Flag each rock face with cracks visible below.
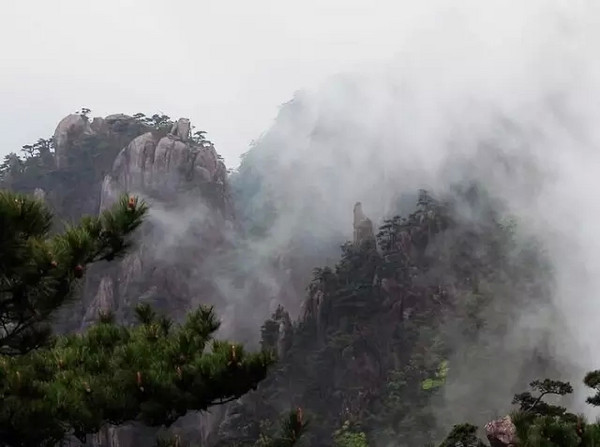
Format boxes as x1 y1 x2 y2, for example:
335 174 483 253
82 115 233 329
100 124 228 211
53 114 95 169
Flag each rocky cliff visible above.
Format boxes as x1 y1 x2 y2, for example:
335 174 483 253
82 116 233 329
0 98 571 446
4 112 235 332
1 111 241 446
212 189 560 447
5 112 150 224
93 123 238 446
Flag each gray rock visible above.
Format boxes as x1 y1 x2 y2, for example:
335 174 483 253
90 117 108 133
100 125 225 209
353 202 375 244
83 117 234 445
151 135 193 193
83 276 115 326
105 113 133 123
53 114 94 169
170 118 192 141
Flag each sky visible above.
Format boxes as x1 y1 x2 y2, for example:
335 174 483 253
0 0 432 167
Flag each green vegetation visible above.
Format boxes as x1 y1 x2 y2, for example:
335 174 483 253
254 409 309 447
231 187 555 446
3 111 582 447
0 303 274 446
333 421 368 447
0 191 147 355
132 112 174 130
440 372 600 447
0 190 275 447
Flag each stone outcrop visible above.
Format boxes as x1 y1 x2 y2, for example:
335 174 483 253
52 113 151 172
353 202 374 244
44 113 235 335
83 117 234 327
100 129 228 210
170 117 192 141
485 416 518 447
41 112 152 224
53 114 95 169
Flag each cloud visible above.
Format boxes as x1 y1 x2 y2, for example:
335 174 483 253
7 0 600 437
224 0 600 428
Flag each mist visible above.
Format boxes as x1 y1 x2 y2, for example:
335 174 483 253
78 0 600 439
203 0 600 434
5 0 600 443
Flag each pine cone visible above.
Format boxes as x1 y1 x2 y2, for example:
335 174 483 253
128 196 137 210
74 265 84 278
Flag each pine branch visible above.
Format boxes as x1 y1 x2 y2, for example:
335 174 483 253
0 305 276 446
0 190 147 355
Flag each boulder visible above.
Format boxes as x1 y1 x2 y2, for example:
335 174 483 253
53 114 94 168
90 117 108 133
170 117 191 141
485 415 518 447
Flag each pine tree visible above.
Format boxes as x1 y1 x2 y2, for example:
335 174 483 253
0 190 276 446
0 190 147 355
0 303 275 446
438 372 600 447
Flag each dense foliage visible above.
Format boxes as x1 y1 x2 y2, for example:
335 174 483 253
218 187 555 446
0 304 274 446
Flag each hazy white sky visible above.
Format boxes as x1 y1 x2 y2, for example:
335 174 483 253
0 0 434 166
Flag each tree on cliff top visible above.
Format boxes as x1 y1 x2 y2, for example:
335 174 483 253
0 191 276 446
